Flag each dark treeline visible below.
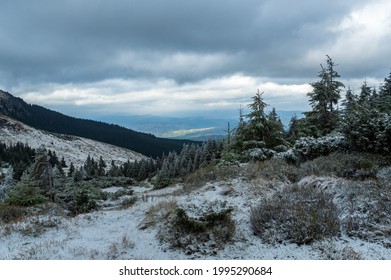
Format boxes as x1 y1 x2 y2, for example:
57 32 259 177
73 139 223 188
0 142 36 180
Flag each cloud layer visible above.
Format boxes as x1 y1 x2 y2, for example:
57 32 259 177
1 0 390 117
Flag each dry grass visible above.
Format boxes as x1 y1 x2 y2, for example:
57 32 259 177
184 164 242 192
138 200 178 230
245 158 298 183
0 204 26 223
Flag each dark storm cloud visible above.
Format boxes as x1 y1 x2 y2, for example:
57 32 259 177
0 0 372 85
1 0 390 115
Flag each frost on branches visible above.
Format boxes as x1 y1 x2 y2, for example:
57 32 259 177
276 133 347 163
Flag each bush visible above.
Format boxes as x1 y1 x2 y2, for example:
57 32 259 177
153 171 172 189
0 203 26 223
297 152 391 180
245 158 298 183
118 197 137 210
68 184 104 215
184 164 241 191
6 181 47 207
139 200 179 230
340 180 391 242
278 133 347 163
250 185 340 245
158 207 236 254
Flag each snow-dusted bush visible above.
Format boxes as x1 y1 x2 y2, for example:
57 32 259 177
184 164 241 192
339 180 391 243
276 133 347 163
68 185 103 215
0 204 25 223
6 181 47 207
250 185 340 245
246 148 276 161
158 206 235 255
245 158 298 183
297 152 388 180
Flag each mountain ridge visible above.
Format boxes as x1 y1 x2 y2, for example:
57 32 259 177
0 114 145 167
0 90 194 158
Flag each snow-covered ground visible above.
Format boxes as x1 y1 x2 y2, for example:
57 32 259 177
0 115 144 167
1 176 389 260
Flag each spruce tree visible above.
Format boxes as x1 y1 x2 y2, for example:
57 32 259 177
305 55 344 136
378 71 391 112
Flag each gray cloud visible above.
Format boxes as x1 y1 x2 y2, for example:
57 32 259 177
0 0 390 116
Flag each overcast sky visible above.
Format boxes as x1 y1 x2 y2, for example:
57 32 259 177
1 0 391 118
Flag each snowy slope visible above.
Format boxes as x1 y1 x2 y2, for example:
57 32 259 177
0 115 145 167
0 176 390 260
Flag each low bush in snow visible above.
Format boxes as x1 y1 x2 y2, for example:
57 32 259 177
68 185 104 215
6 181 47 207
184 164 242 192
118 197 137 210
250 185 340 245
245 158 298 183
138 200 179 230
339 180 391 243
297 152 391 180
0 203 26 223
158 206 236 255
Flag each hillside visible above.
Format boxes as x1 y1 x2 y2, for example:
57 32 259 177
0 115 145 167
0 90 193 158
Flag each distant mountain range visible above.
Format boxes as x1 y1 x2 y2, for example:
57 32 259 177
0 90 192 158
95 110 303 141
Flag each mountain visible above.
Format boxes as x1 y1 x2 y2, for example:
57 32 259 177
95 114 237 141
0 114 145 167
94 110 303 141
0 90 193 158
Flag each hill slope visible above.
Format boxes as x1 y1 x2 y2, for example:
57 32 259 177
0 115 145 167
0 90 193 157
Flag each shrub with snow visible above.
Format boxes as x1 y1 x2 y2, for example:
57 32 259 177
250 184 340 245
158 206 235 255
276 133 347 163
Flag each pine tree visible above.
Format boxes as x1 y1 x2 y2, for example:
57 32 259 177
266 108 287 149
378 71 391 112
305 55 344 136
358 80 372 105
242 90 269 149
68 162 76 177
232 90 287 152
97 156 106 176
341 79 391 153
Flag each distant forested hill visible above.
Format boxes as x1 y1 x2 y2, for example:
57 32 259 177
0 90 193 157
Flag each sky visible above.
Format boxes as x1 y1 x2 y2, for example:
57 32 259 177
1 0 391 119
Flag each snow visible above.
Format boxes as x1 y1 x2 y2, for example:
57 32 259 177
1 176 390 260
0 115 145 167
